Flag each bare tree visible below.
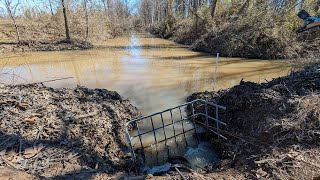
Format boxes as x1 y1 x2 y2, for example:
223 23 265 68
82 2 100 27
1 0 21 43
61 0 70 41
211 0 218 18
238 0 250 14
101 0 108 15
84 0 89 39
48 0 54 16
194 0 198 32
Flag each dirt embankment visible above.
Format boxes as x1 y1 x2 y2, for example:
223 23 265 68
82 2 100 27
149 20 320 59
0 20 99 54
0 85 141 179
188 65 320 179
0 39 93 54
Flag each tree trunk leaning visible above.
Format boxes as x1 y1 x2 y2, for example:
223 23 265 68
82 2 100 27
61 0 71 42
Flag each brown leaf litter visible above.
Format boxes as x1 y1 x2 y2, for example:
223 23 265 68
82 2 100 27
0 84 140 178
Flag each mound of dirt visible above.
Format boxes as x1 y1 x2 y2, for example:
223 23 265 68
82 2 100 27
0 85 140 178
187 64 320 179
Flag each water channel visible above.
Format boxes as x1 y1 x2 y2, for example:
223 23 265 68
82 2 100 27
0 32 290 115
0 32 291 169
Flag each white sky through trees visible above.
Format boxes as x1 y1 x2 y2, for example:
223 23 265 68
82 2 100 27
0 0 139 16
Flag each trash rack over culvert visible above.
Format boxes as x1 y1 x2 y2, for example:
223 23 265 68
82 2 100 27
125 99 227 162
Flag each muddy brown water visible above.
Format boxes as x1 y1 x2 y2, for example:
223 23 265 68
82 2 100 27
0 32 291 167
0 32 290 115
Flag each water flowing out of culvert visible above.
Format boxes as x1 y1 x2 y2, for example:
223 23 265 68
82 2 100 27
126 100 226 175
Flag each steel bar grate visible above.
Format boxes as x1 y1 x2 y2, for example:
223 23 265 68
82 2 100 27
125 99 227 162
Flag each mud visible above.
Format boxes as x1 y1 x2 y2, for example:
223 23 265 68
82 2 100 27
187 64 320 179
0 84 140 178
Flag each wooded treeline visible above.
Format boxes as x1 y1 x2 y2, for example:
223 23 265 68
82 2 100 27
0 0 134 43
138 0 320 59
138 0 320 26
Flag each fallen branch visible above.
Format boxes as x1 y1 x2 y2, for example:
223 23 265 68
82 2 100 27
288 154 320 169
174 167 186 180
1 156 21 170
23 77 74 85
75 110 98 119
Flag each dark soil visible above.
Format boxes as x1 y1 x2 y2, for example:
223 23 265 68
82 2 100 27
0 84 140 178
0 39 93 54
187 64 320 179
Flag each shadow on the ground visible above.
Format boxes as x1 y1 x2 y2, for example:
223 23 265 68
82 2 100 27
0 104 135 179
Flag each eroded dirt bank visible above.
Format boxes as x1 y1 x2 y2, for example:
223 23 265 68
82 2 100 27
149 22 320 59
0 85 140 179
187 65 320 179
0 39 93 54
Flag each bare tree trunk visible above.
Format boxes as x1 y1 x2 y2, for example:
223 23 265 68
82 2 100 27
48 0 54 16
211 0 218 18
189 0 192 17
10 11 20 43
181 0 204 21
101 0 108 15
164 0 168 18
84 0 89 39
154 0 158 22
125 0 129 17
169 0 174 18
159 0 162 21
181 0 186 17
194 0 198 32
107 0 111 10
238 0 250 15
61 0 70 41
3 0 21 43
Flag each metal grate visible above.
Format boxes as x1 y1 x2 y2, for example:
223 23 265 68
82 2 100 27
125 99 227 162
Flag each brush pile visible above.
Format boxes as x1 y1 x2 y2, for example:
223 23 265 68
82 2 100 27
188 64 320 179
0 85 140 178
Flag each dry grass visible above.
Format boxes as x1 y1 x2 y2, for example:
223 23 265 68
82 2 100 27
257 147 320 179
281 94 320 135
258 94 320 179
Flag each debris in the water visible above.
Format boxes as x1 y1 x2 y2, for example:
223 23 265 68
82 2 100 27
184 142 219 169
146 162 172 175
195 127 206 134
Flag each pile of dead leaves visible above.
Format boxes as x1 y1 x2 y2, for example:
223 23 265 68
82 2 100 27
0 85 140 178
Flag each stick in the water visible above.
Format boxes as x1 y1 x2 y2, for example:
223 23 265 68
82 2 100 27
25 77 74 85
213 53 219 89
